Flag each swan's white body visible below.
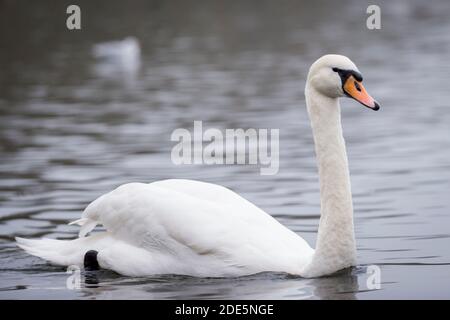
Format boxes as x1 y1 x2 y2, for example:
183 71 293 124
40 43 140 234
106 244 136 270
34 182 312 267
19 180 314 277
17 55 379 278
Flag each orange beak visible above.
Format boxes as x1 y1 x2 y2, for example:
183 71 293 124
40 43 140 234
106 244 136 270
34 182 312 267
343 75 380 111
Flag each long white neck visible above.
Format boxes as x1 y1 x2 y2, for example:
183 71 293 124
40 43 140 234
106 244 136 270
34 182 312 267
301 85 357 277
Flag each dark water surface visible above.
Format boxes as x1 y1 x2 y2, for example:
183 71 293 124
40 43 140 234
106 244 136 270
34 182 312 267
1 0 450 299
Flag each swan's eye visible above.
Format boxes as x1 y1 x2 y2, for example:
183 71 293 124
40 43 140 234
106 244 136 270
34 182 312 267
332 68 363 83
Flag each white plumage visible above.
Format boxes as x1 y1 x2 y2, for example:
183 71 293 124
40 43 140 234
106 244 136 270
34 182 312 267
18 180 313 277
17 55 379 278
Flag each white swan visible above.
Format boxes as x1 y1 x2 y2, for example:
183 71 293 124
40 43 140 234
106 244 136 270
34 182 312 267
16 55 380 278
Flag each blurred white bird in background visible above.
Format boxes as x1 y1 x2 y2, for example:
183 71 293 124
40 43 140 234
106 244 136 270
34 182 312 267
92 36 141 83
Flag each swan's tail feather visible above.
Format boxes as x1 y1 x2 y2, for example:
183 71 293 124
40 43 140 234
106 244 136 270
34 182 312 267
68 218 99 238
16 237 83 266
69 193 108 237
68 218 87 226
18 194 108 266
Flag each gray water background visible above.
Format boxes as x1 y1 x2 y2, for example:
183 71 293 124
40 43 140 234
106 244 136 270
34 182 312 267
0 0 450 299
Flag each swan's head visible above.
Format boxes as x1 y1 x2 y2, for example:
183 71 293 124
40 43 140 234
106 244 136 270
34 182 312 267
307 54 380 111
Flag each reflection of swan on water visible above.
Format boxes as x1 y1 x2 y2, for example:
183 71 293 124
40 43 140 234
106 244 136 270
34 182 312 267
78 271 359 300
91 36 141 82
307 268 359 299
17 55 380 279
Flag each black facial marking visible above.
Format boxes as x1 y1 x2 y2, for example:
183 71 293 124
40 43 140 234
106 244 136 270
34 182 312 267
332 67 363 84
84 250 100 271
